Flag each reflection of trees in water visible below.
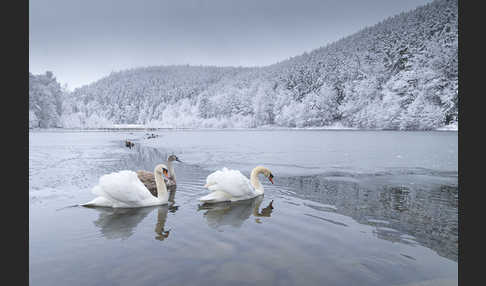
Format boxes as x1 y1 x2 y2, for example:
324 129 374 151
278 174 458 262
382 187 411 212
198 196 274 229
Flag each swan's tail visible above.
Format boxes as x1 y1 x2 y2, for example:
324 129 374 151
80 196 113 208
79 203 96 208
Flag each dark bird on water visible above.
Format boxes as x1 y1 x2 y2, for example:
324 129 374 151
125 140 135 149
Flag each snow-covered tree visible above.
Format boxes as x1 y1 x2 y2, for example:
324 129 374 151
36 0 457 130
29 71 64 128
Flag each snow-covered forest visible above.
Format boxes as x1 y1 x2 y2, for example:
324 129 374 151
29 71 65 128
30 0 457 130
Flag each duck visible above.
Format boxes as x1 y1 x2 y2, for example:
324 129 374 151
199 166 274 203
81 164 170 208
146 133 158 139
125 140 135 149
137 155 180 196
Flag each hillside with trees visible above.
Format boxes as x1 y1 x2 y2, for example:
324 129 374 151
29 71 65 128
30 0 458 130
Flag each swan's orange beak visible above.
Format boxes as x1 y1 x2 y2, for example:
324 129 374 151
268 174 274 184
163 169 169 178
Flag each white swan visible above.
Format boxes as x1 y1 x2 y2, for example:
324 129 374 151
137 155 180 195
199 166 274 203
82 164 170 208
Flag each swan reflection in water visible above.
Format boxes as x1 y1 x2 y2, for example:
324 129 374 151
155 187 178 240
91 206 158 240
91 187 178 241
198 196 274 229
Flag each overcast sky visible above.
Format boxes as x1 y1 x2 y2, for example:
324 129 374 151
29 0 432 89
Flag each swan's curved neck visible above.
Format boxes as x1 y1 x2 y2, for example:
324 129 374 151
154 168 169 202
167 160 176 181
250 166 267 195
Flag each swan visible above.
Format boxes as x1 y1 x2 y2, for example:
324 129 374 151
199 166 274 203
137 154 180 196
125 140 135 149
81 164 170 208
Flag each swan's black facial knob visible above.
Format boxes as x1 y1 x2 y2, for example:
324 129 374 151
268 173 274 184
162 168 169 178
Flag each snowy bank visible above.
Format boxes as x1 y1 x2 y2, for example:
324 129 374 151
111 124 148 129
436 122 458 131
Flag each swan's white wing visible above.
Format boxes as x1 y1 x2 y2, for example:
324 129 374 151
204 168 226 188
204 168 254 199
92 170 155 206
199 190 233 203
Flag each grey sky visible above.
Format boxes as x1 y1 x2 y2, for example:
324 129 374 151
29 0 432 89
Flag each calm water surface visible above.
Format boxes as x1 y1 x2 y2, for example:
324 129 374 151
29 129 458 286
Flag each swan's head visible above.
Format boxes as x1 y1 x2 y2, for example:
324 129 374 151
261 167 274 184
167 154 181 162
154 164 170 178
267 173 274 184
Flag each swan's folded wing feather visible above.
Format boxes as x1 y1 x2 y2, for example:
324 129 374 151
207 183 220 192
136 170 157 196
81 196 113 207
137 170 155 185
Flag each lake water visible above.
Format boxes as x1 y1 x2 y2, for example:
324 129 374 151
29 129 458 286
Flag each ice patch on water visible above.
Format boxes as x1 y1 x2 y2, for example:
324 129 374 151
304 202 338 211
367 219 390 225
29 131 134 205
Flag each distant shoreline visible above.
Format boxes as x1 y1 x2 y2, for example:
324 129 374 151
28 125 459 132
